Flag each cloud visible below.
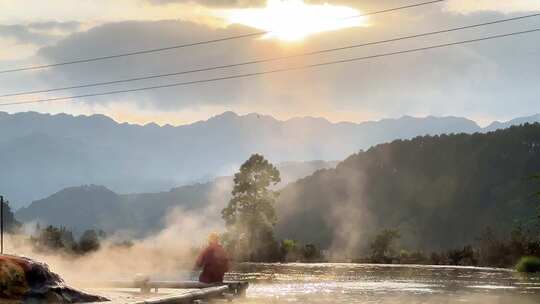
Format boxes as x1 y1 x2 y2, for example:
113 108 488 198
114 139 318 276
0 22 76 60
307 0 540 14
0 21 83 61
0 0 220 25
149 0 265 8
2 2 540 124
27 21 81 34
0 24 59 45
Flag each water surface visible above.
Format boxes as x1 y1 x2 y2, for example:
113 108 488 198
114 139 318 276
225 263 540 303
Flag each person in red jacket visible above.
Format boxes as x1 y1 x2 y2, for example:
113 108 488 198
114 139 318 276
194 233 230 283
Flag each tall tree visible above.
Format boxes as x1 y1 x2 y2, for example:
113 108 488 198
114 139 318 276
222 154 281 261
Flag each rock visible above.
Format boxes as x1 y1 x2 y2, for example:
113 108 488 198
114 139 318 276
0 255 109 303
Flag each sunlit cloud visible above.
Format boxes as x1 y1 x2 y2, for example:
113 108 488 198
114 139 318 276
0 0 226 60
219 0 367 41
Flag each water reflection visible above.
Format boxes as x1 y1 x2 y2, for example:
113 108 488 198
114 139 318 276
226 263 540 303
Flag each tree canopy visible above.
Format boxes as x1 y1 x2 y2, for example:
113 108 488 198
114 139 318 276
222 154 281 261
370 229 401 263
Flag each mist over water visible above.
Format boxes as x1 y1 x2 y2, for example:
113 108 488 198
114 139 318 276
5 209 540 304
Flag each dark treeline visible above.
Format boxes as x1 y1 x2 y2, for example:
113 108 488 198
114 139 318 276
357 225 540 269
2 197 123 256
28 224 109 255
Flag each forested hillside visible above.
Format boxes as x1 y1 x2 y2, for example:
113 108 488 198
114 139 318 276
276 124 540 254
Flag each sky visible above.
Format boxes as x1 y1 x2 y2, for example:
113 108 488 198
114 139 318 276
0 0 539 126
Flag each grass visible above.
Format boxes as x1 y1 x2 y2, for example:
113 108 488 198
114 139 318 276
516 256 540 273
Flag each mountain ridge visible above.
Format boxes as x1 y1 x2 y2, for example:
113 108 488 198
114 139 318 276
2 110 539 208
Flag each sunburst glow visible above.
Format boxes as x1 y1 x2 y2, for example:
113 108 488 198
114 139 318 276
220 0 367 41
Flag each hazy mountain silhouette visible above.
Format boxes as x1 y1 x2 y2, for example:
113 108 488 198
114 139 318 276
16 183 214 236
484 114 540 132
15 161 336 235
2 111 538 207
16 185 132 233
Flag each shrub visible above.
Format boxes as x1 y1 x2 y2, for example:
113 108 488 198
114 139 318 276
516 256 540 273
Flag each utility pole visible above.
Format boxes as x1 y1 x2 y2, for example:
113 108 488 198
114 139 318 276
0 195 3 254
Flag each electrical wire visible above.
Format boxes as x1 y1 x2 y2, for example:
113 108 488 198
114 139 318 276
0 0 445 74
2 12 538 98
1 28 538 107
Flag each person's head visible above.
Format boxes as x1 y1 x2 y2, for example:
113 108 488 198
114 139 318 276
208 232 220 245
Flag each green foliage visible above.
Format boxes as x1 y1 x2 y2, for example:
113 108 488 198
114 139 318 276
516 256 540 273
279 240 324 262
474 225 540 268
302 244 323 261
446 245 477 266
32 226 66 251
280 239 301 262
77 230 101 253
430 224 540 268
281 239 299 254
222 154 281 262
370 229 401 263
357 224 540 268
533 175 540 218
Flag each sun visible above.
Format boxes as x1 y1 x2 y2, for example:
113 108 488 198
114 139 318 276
219 0 367 41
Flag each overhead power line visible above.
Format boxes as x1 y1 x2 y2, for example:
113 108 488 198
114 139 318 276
0 0 445 74
1 28 538 107
2 13 538 98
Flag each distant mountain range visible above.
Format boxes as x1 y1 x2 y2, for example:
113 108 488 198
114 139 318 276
2 111 539 208
484 114 540 132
